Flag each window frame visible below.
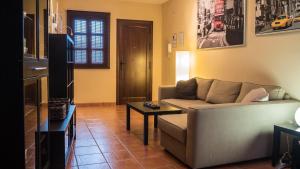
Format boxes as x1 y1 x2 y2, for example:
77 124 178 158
67 10 110 69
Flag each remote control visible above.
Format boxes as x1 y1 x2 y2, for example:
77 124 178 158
143 102 160 109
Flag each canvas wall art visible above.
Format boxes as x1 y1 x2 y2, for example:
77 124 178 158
197 0 246 49
256 0 300 35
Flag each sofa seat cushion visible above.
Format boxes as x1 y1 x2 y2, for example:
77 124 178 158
158 114 187 144
236 82 285 102
206 80 242 104
161 99 210 109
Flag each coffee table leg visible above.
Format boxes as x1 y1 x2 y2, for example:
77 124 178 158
154 113 158 128
144 114 148 145
126 105 130 130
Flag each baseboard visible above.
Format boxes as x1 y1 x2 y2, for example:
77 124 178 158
41 102 118 107
76 102 117 107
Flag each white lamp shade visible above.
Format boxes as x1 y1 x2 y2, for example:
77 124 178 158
176 51 190 82
296 108 300 126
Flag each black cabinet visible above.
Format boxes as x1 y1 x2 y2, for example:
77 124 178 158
41 105 76 169
1 0 50 168
24 58 49 169
49 34 75 104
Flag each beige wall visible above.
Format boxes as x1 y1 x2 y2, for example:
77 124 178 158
162 0 300 100
56 0 162 103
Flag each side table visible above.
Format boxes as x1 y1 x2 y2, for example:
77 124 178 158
272 123 300 167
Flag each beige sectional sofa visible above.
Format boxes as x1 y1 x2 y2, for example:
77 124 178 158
158 78 300 169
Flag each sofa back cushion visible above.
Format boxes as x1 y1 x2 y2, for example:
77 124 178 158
206 80 242 104
175 78 198 100
195 78 214 100
235 82 285 102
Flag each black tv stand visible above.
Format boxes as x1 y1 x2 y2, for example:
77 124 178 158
48 33 76 169
41 105 76 169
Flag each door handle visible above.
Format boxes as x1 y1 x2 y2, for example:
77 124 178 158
32 67 47 71
120 61 126 79
120 61 126 71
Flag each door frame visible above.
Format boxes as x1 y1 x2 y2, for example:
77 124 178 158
116 19 153 105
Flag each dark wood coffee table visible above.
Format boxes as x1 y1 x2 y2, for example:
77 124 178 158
126 102 182 145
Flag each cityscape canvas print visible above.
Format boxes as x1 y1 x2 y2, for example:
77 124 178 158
197 0 245 49
255 0 300 35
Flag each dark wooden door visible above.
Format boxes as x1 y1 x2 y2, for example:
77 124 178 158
117 20 153 105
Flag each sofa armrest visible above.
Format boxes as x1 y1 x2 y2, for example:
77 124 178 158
158 85 176 101
185 100 300 168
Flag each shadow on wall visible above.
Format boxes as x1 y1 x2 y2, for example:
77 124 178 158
242 71 278 85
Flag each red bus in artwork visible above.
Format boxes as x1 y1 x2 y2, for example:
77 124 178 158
213 0 225 31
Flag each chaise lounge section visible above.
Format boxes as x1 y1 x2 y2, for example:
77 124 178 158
158 78 300 169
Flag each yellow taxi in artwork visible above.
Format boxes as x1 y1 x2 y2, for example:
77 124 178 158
294 15 300 23
271 15 293 30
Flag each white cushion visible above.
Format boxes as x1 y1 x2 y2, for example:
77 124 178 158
236 82 285 102
241 88 269 103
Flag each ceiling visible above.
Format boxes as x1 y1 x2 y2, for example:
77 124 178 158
118 0 169 4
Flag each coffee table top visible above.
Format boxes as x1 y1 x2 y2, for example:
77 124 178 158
127 102 182 115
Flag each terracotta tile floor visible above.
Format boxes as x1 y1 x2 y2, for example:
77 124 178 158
66 105 275 169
